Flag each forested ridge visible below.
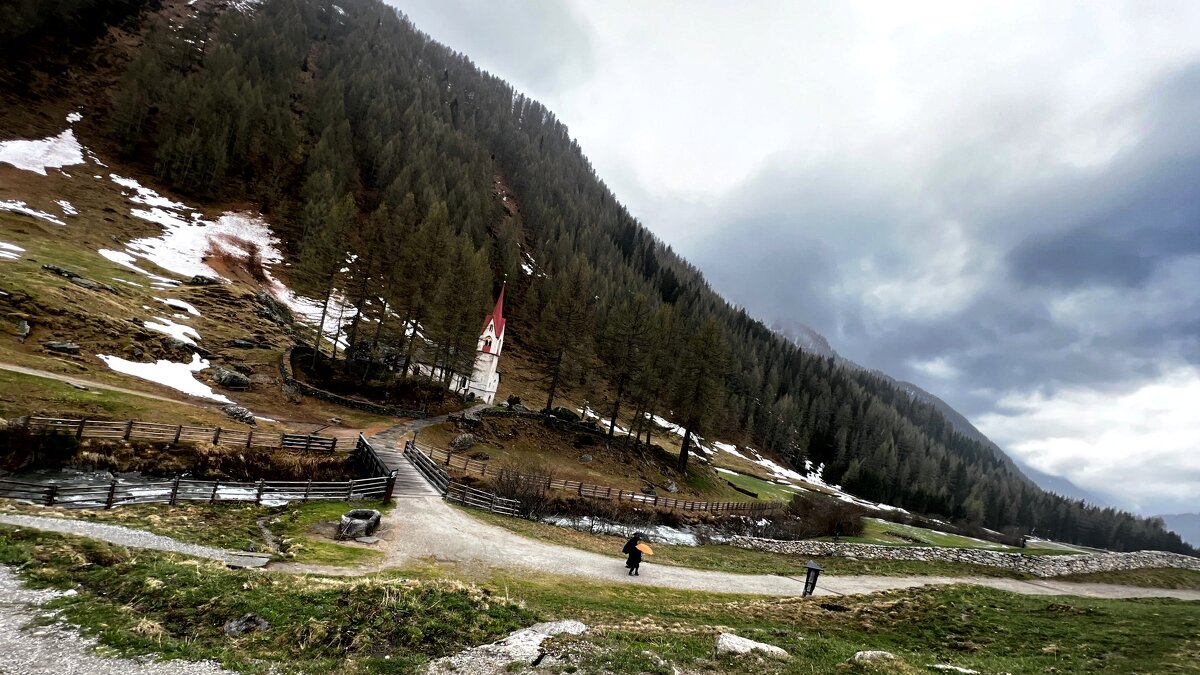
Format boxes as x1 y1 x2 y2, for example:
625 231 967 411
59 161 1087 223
5 0 1192 554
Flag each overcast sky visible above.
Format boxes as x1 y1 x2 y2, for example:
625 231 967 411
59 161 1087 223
389 0 1200 516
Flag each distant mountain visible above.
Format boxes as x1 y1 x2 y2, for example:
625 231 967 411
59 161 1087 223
1159 513 1200 548
770 320 838 359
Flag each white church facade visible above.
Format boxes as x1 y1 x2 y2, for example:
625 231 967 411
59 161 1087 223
410 287 506 405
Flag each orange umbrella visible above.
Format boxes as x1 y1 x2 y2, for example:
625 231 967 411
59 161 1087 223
636 542 654 555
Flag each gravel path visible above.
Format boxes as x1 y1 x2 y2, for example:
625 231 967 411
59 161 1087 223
0 362 202 407
0 567 235 675
0 515 270 568
279 496 1200 601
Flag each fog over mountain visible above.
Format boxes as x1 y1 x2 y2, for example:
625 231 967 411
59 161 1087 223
394 1 1200 515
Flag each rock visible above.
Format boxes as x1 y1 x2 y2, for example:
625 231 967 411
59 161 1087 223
853 651 899 663
665 480 679 493
338 509 382 539
69 383 88 391
222 405 256 425
232 362 253 375
426 620 587 675
231 338 258 349
161 337 192 352
44 341 80 355
547 406 580 422
132 348 144 358
69 277 100 290
929 665 979 674
579 454 593 464
186 275 219 286
355 536 380 544
451 433 477 451
641 485 657 496
254 291 292 325
511 403 531 413
212 367 251 389
714 633 790 660
16 320 30 341
327 417 342 425
223 613 269 637
42 264 78 279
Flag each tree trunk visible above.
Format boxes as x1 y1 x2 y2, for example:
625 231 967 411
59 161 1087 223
360 299 389 385
310 274 336 370
544 346 565 411
401 307 423 376
607 376 626 443
678 426 692 474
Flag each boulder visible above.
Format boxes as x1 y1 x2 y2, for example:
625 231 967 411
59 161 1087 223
338 509 382 539
41 264 78 279
451 433 478 451
44 341 80 355
853 651 899 663
69 277 100 290
16 320 30 341
511 403 531 413
213 367 251 389
186 275 219 286
665 480 679 493
641 485 657 496
254 291 293 325
547 406 580 423
231 338 258 349
223 613 269 636
714 633 790 660
426 620 587 675
222 405 256 425
579 454 593 464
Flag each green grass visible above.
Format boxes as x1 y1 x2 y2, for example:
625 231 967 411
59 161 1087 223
1 500 388 566
0 526 535 674
2 525 1196 674
714 468 799 501
1057 567 1200 590
481 567 1200 675
458 506 1029 579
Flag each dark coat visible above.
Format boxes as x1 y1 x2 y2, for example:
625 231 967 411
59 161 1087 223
623 536 642 568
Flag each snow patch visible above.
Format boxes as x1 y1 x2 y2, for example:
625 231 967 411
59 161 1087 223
66 112 83 123
0 200 66 226
0 240 25 261
155 296 201 316
144 317 201 345
54 199 77 216
97 353 231 403
98 249 178 287
0 129 84 175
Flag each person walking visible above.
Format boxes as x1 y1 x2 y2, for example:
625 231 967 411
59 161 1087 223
623 532 645 576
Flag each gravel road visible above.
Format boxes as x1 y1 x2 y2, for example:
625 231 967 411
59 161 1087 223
0 567 235 675
0 515 269 568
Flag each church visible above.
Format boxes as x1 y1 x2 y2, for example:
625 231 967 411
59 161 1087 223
455 286 505 404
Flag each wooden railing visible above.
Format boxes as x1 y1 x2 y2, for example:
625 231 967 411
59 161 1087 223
0 474 396 509
353 434 391 477
402 440 520 516
22 417 338 452
444 482 521 517
412 443 782 515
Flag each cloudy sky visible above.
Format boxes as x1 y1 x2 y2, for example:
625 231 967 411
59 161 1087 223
390 0 1200 515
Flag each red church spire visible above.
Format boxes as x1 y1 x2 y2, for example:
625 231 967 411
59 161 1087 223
481 285 506 340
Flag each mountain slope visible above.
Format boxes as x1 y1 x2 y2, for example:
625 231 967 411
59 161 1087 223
0 0 1193 555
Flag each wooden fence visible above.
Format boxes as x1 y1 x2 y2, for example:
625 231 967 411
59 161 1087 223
402 440 520 516
0 474 396 509
412 442 782 515
22 417 339 452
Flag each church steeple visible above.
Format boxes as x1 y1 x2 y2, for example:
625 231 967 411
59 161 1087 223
480 285 506 354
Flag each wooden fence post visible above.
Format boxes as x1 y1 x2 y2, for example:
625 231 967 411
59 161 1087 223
45 485 57 506
330 438 337 451
76 419 85 439
489 493 497 513
212 427 221 445
123 420 134 440
383 471 397 501
255 479 265 505
169 476 181 505
209 480 220 503
345 479 354 500
173 425 182 444
304 435 313 452
246 431 253 449
303 479 312 503
105 480 117 509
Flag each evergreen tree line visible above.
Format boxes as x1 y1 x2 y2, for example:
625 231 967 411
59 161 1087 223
86 0 1191 554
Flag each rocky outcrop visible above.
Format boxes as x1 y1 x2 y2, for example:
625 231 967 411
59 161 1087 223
714 633 790 659
727 536 1200 577
212 367 251 390
425 620 587 675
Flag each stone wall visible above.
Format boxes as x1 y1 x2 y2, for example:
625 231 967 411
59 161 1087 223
727 536 1200 577
279 346 426 418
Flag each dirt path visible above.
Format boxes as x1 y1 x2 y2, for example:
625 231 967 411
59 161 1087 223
0 361 208 406
276 496 1200 601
